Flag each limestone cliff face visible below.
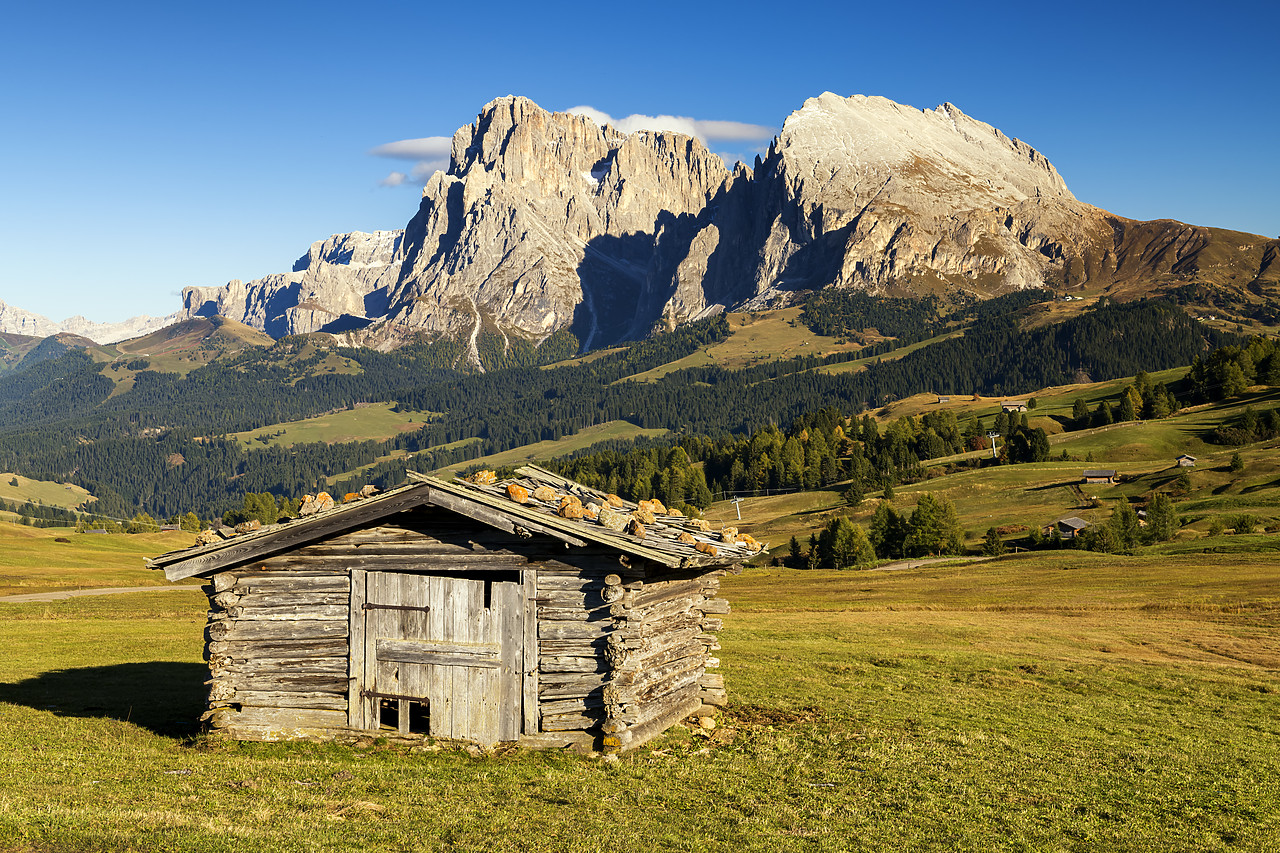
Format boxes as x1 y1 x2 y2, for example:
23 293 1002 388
371 96 731 350
177 93 1278 357
180 230 402 337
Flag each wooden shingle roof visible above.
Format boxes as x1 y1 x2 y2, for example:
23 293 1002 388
150 465 763 582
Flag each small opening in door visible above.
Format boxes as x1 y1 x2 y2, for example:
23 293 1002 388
483 580 492 609
406 701 430 733
378 699 430 734
378 699 399 731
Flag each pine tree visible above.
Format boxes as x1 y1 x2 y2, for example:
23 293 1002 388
1145 493 1177 543
1072 398 1089 427
982 527 1006 556
903 493 964 557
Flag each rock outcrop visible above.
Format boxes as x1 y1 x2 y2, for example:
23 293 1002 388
181 230 403 338
175 93 1280 359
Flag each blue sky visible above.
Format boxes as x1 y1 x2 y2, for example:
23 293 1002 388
2 0 1277 323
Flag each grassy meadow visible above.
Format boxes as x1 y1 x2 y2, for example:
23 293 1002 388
226 403 436 450
0 525 190 597
0 526 1277 850
0 473 94 512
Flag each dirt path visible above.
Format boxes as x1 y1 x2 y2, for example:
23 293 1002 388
868 556 995 573
0 585 203 603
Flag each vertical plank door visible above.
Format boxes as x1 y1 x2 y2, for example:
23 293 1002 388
351 572 523 746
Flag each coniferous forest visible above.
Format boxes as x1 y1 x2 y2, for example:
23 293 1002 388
0 296 1245 522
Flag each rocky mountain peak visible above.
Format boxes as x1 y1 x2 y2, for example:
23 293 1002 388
171 92 1276 362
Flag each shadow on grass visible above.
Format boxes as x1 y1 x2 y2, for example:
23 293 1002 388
0 662 207 738
1023 480 1077 493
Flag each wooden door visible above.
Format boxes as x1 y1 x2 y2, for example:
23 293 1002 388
350 571 523 745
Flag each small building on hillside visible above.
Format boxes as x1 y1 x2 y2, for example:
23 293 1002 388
1049 517 1090 540
1176 454 1197 468
1002 401 1028 413
150 466 759 753
936 396 951 404
1083 469 1118 484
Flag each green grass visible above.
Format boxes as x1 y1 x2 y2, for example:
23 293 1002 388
619 308 864 383
227 403 435 449
0 473 94 511
0 544 1278 850
0 523 190 596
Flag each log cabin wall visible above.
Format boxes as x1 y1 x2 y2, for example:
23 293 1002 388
203 564 352 740
532 557 642 739
601 569 730 752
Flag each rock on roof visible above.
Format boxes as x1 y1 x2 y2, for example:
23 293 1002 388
150 465 765 581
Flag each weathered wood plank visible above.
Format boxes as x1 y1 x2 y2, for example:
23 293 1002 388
498 577 522 742
522 569 538 736
225 604 349 621
208 707 348 729
205 639 348 659
209 653 350 676
211 592 349 609
538 672 606 698
611 687 702 751
537 637 609 654
539 656 608 674
535 606 612 623
538 621 614 641
209 673 349 694
699 597 730 615
630 579 708 610
214 574 349 594
539 695 605 716
210 690 348 711
206 619 347 642
539 709 604 732
376 638 500 668
348 569 368 730
633 595 705 625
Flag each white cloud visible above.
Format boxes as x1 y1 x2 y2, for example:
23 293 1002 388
370 136 453 188
566 106 774 144
369 136 453 160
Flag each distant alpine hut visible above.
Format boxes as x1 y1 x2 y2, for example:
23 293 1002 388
1082 469 1118 484
1176 454 1197 468
936 396 951 404
1051 517 1090 539
1001 401 1029 413
149 466 758 753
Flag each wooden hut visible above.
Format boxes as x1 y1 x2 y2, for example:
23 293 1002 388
150 466 759 753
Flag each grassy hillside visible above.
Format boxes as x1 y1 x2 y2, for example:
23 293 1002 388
0 473 94 511
619 307 864 382
703 394 1280 559
91 317 276 387
227 403 435 449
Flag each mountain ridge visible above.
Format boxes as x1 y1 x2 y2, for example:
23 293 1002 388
170 93 1279 359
